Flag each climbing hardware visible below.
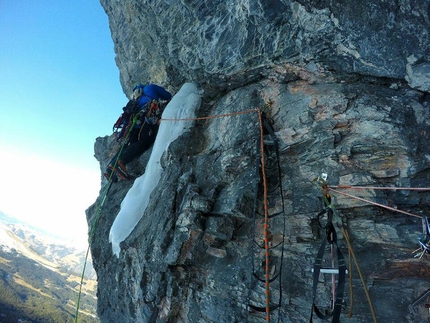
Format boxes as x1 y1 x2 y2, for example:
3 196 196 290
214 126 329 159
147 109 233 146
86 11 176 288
310 175 346 323
247 110 286 323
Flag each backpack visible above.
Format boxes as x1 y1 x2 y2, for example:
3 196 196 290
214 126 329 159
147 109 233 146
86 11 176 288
112 99 140 142
112 98 168 142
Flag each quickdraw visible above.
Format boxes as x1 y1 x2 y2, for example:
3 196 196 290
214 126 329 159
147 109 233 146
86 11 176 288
310 209 346 323
310 174 346 323
137 100 166 140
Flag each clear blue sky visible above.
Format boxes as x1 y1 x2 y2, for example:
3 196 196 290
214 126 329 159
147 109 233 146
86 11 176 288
0 1 127 246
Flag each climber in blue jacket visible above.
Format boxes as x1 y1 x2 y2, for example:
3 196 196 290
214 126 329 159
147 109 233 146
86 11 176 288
134 83 172 111
104 83 172 181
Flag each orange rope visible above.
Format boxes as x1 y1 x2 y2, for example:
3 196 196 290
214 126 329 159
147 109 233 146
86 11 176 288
160 108 258 122
162 106 274 319
329 185 430 191
329 188 422 219
257 108 271 322
137 101 156 141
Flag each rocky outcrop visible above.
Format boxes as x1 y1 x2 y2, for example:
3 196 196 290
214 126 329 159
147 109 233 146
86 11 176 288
100 0 429 96
87 1 430 322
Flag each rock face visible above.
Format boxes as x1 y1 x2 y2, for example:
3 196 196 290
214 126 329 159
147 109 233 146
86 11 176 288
100 0 430 95
87 1 430 322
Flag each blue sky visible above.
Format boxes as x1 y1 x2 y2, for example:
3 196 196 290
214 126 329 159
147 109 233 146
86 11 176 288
0 1 126 246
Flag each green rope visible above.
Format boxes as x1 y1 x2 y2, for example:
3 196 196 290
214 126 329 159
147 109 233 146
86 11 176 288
74 116 138 322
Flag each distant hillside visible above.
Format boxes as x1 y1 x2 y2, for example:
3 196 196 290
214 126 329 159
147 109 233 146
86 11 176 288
0 211 96 279
0 212 98 323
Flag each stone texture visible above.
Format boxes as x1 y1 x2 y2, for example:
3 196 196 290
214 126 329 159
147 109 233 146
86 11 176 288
87 1 430 322
406 56 430 93
100 0 430 96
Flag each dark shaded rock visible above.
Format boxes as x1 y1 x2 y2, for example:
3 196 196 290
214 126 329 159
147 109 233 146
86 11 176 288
100 0 430 95
88 74 430 322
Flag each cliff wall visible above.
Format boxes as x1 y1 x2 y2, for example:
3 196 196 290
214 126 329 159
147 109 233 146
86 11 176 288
87 1 430 322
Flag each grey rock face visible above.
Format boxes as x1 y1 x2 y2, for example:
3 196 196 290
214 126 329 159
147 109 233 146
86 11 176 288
406 56 430 93
100 0 429 95
89 77 430 322
87 1 430 322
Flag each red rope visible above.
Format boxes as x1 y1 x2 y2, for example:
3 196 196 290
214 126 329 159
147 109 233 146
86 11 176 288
160 108 258 122
328 188 422 219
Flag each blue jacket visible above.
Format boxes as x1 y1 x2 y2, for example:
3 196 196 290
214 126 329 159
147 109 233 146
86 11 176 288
135 84 172 110
133 84 172 125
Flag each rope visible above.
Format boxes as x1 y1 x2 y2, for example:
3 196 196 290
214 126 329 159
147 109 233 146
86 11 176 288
163 106 283 321
247 110 285 323
77 107 267 322
326 183 430 322
165 106 280 321
74 180 113 323
341 226 378 323
329 185 430 191
137 100 158 141
160 108 258 122
311 186 346 323
74 116 137 323
329 188 422 219
79 107 278 321
258 109 271 322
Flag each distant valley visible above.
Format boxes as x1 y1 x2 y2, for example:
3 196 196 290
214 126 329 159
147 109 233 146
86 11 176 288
0 212 98 323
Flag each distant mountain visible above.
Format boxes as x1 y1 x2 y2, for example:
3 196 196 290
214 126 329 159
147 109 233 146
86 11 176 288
0 212 98 323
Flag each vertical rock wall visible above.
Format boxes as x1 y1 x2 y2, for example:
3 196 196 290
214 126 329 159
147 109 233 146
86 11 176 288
100 0 429 94
88 1 430 322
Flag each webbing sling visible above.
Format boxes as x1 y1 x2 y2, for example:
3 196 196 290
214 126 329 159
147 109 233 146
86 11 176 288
310 209 346 323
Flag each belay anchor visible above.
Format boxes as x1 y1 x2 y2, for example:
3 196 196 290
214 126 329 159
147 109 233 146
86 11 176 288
310 174 347 323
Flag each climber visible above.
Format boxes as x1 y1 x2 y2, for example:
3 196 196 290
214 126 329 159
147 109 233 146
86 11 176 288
104 83 172 181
